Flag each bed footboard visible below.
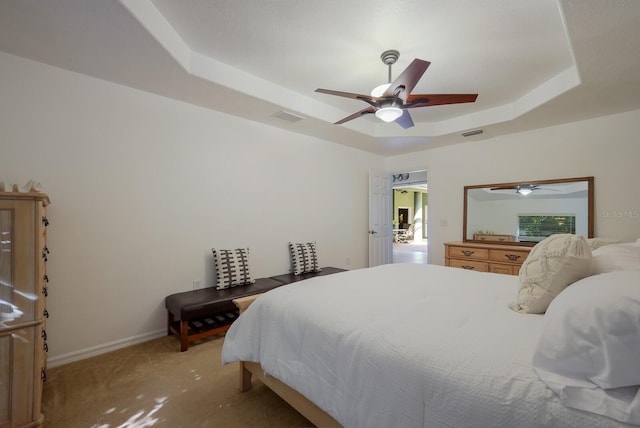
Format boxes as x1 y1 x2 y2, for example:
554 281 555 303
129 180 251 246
233 288 341 426
239 360 341 427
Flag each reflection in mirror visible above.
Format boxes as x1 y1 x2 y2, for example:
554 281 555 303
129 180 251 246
464 177 594 245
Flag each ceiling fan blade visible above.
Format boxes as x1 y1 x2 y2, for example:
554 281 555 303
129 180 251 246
383 59 431 102
405 93 478 108
395 110 414 129
334 107 375 125
490 186 517 190
315 88 375 102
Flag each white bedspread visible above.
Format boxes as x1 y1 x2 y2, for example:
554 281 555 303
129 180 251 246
222 263 630 427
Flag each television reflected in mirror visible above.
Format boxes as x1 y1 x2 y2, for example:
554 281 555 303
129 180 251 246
464 177 594 246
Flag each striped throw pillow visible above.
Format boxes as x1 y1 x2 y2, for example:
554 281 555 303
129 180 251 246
289 242 322 275
212 248 255 290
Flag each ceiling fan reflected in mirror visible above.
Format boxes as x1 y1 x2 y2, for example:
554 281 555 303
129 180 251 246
315 50 478 129
490 184 561 196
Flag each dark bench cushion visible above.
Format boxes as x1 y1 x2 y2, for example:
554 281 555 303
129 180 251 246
270 266 347 285
165 277 283 321
165 266 348 351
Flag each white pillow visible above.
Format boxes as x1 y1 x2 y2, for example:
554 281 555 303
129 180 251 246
591 240 640 274
587 237 621 250
532 271 640 424
510 234 592 314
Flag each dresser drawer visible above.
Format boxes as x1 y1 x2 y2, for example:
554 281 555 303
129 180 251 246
448 259 489 272
489 249 529 265
474 233 514 242
490 263 521 275
447 246 489 260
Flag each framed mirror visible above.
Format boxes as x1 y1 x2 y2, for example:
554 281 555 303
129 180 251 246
464 176 594 246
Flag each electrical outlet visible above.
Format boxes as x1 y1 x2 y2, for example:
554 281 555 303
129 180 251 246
192 279 202 290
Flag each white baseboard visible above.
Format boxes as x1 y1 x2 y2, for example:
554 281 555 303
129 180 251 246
47 329 167 368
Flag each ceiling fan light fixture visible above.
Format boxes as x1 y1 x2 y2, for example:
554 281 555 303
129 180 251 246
371 83 391 97
516 186 533 196
375 106 403 122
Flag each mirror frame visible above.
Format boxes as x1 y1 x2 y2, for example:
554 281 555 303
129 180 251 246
463 176 594 246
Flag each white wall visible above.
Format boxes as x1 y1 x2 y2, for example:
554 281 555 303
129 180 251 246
0 52 383 364
4 49 640 365
469 196 588 239
386 109 640 265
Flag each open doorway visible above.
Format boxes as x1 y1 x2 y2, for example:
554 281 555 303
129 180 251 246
392 170 428 264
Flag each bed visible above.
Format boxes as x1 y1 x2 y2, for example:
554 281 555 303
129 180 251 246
222 257 640 427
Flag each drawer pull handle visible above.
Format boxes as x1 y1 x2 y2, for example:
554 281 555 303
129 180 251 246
41 329 47 341
44 309 49 318
461 265 475 270
42 368 47 382
42 216 50 227
44 342 49 353
44 274 49 283
42 286 48 297
505 254 521 261
461 250 474 256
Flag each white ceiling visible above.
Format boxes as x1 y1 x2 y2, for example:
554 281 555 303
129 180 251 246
1 0 639 155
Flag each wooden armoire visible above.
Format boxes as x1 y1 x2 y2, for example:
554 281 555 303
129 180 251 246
0 191 50 427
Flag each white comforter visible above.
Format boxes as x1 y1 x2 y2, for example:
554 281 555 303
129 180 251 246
222 263 629 427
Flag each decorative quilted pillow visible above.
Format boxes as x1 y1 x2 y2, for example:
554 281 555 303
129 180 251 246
289 242 321 275
510 234 592 314
212 248 255 290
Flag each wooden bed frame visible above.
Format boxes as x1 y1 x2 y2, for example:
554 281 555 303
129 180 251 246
239 361 340 427
233 295 341 427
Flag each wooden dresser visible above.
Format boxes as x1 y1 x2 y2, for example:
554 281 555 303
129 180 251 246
0 192 50 427
472 233 514 242
445 241 532 275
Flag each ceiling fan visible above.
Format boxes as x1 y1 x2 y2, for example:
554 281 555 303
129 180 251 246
490 184 560 196
315 50 478 129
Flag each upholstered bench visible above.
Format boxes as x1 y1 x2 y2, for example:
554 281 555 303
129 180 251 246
165 267 347 351
165 277 283 351
269 266 347 284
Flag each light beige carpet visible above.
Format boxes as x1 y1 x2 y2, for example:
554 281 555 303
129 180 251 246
42 335 313 427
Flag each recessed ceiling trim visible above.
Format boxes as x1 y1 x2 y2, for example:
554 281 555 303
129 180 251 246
121 0 582 142
122 0 191 70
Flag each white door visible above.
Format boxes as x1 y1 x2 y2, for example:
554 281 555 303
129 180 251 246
369 171 393 266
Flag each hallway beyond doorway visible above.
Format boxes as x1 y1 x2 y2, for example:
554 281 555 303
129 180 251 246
393 240 428 264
